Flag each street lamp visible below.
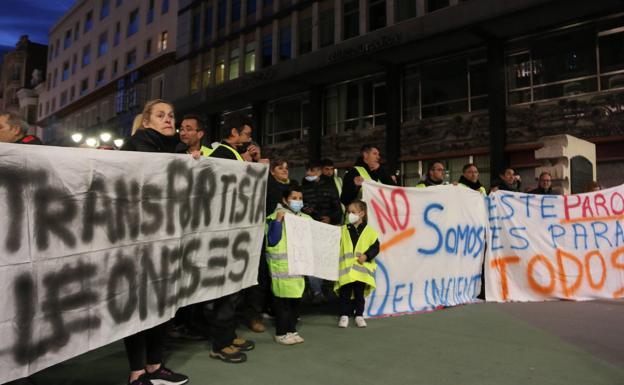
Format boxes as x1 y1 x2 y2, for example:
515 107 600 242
71 133 83 143
85 137 98 147
100 132 112 142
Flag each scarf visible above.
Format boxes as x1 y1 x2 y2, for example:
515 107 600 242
459 175 483 191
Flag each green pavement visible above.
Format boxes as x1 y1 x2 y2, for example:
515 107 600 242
17 302 624 385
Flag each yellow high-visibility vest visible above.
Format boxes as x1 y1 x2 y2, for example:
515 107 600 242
265 210 312 298
335 224 379 297
209 143 243 161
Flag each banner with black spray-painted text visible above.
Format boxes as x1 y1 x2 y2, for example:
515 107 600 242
486 187 624 302
0 143 267 384
362 181 487 317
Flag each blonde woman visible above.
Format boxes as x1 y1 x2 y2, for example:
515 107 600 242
126 99 179 153
130 113 144 136
121 99 187 385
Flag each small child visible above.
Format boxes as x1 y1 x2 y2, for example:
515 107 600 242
335 200 380 328
265 185 311 344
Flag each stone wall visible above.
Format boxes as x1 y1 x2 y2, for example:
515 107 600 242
262 134 310 168
262 90 624 171
401 112 490 157
507 91 624 144
320 126 387 165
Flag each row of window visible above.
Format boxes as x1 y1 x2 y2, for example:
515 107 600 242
506 23 624 104
261 21 624 144
47 31 167 95
42 33 168 118
189 41 256 92
190 0 458 54
49 0 170 63
188 0 475 88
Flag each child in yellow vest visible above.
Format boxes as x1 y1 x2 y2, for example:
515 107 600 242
265 186 312 344
335 200 380 328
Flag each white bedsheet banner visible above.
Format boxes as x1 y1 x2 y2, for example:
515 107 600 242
0 143 267 384
485 187 624 302
362 181 488 317
284 213 340 281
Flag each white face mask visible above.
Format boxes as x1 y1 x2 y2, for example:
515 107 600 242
348 213 361 224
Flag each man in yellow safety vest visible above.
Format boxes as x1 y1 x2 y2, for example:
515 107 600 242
340 144 396 207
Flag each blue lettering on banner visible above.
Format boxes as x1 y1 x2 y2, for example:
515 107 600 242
366 260 391 317
499 194 515 221
548 224 566 248
392 284 406 313
487 196 497 221
519 194 535 218
424 274 481 308
490 226 503 251
572 223 588 250
540 195 558 219
366 260 426 317
418 203 486 258
418 203 444 256
616 221 624 246
509 226 529 250
591 221 613 249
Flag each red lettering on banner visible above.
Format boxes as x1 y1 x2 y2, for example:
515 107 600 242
581 198 595 218
391 188 410 231
612 192 624 215
556 249 583 298
611 247 624 298
527 255 556 295
490 256 521 301
563 195 581 221
562 191 624 224
593 194 609 217
370 189 397 234
370 188 411 235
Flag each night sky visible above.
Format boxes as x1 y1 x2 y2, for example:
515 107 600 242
0 0 75 53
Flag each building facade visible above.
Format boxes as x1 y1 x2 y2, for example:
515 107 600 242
38 0 178 145
0 35 47 123
175 0 624 188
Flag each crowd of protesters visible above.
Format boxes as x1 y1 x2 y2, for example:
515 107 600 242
0 102 609 385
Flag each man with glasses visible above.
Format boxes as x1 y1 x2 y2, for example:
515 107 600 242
206 113 257 364
209 113 260 161
416 161 445 187
176 114 215 156
529 171 556 195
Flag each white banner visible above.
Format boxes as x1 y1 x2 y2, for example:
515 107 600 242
0 143 267 384
284 213 341 281
485 187 624 302
362 181 487 317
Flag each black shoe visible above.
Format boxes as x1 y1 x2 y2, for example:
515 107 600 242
231 337 255 351
145 366 189 385
168 325 205 340
129 375 153 385
209 346 247 363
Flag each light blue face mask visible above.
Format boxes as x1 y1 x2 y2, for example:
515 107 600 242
288 200 304 213
305 175 318 182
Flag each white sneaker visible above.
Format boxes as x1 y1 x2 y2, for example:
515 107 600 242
288 332 304 344
274 334 297 345
355 316 367 328
338 316 349 328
